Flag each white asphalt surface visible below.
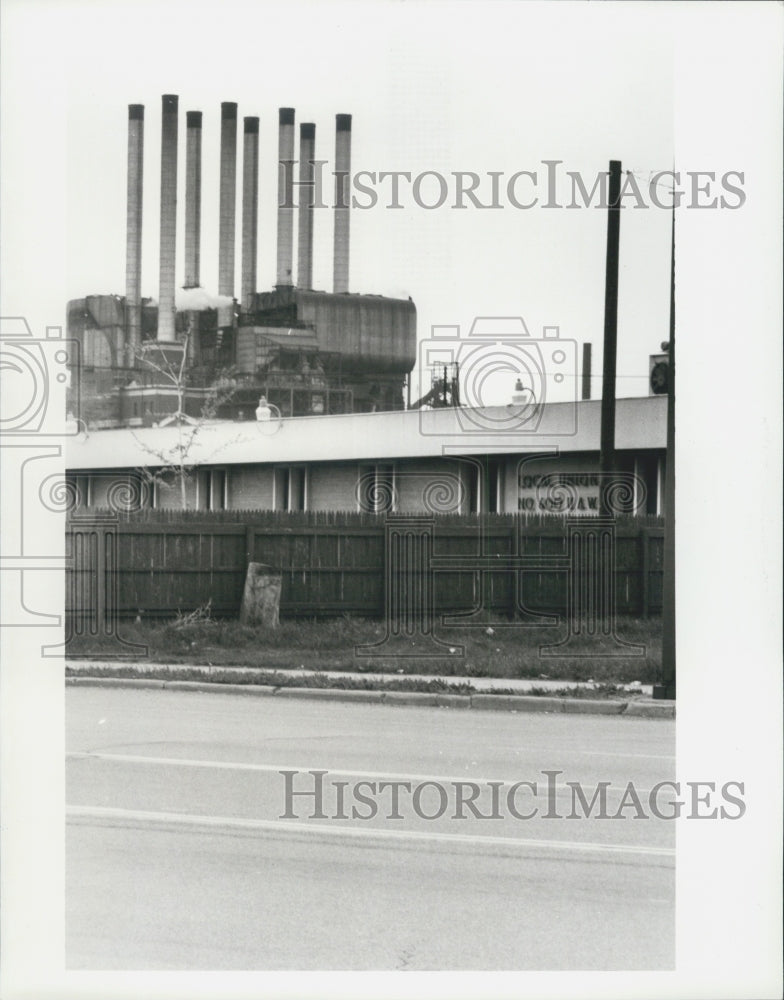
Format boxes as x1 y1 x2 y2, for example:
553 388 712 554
67 686 675 970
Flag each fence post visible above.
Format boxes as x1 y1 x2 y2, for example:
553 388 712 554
245 525 255 564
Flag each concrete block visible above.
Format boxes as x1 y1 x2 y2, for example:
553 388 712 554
239 562 282 627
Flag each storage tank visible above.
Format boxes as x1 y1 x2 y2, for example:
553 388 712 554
245 288 416 376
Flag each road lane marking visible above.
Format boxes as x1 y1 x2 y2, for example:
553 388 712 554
66 804 675 858
67 750 673 797
577 751 675 761
458 745 675 761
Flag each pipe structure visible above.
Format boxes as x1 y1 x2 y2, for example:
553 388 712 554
241 116 260 312
125 103 144 364
218 101 237 326
333 113 352 294
297 122 316 289
184 111 202 289
276 107 295 286
157 94 178 341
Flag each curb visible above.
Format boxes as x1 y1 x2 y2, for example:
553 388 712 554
470 694 565 713
65 676 675 718
165 680 278 697
273 686 385 704
623 700 676 719
562 698 627 715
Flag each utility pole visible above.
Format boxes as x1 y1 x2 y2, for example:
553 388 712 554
599 160 622 516
656 205 676 699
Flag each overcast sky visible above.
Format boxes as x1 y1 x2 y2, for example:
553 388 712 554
2 0 680 402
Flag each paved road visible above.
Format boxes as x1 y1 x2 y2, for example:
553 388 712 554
67 686 675 970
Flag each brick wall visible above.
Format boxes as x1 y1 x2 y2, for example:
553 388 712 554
230 465 274 508
308 462 362 511
394 457 469 513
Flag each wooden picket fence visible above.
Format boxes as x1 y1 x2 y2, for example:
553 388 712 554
65 508 665 625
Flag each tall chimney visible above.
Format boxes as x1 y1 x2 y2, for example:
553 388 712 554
297 123 316 290
125 104 144 364
184 111 202 289
581 342 592 400
276 107 295 287
241 116 259 312
157 94 178 341
333 113 352 294
218 102 237 326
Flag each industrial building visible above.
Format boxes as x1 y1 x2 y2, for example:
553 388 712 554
64 95 669 517
68 98 416 429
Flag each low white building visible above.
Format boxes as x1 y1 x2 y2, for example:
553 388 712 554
65 395 667 516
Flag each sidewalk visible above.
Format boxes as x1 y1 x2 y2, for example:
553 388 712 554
66 661 673 718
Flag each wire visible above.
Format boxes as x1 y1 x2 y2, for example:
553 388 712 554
624 168 677 194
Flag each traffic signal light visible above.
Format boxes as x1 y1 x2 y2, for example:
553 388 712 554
649 343 670 395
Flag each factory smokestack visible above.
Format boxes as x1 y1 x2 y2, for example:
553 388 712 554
241 117 259 312
184 111 202 289
333 113 352 294
276 107 295 287
125 104 144 364
297 123 316 290
218 102 237 326
157 94 178 341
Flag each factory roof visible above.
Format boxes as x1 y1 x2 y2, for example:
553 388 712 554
65 396 666 471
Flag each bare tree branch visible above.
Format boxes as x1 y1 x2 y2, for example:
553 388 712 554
129 321 249 509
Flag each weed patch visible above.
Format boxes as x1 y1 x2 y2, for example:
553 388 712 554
68 613 662 684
